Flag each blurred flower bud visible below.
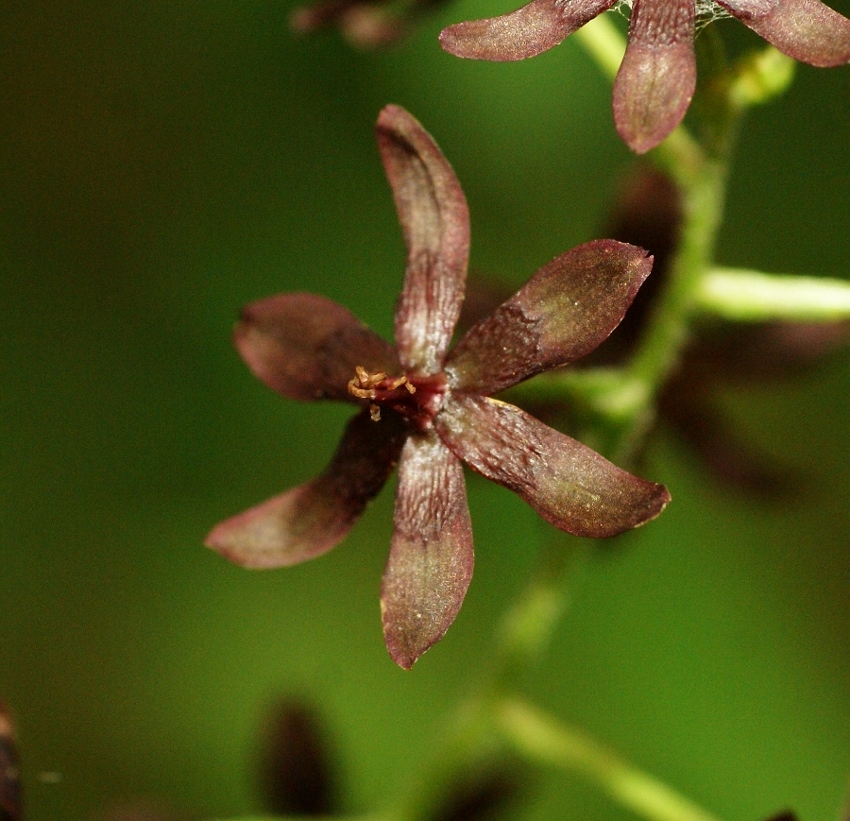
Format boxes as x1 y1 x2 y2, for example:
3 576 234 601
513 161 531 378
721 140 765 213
260 699 338 816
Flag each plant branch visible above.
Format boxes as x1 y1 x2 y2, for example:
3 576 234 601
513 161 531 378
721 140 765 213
697 268 850 321
497 698 725 821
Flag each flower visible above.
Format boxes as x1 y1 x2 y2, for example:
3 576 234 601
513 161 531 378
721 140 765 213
206 105 670 669
459 166 847 497
0 703 21 821
290 0 452 47
439 0 850 153
601 166 848 496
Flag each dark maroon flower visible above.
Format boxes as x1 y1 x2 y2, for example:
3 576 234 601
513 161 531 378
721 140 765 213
0 704 21 821
439 0 850 153
291 0 452 47
206 105 670 669
260 700 338 816
601 166 848 496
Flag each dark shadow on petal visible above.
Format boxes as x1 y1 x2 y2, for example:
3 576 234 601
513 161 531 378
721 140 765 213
613 0 696 153
235 293 398 402
206 410 407 568
439 0 616 61
437 395 670 537
719 0 850 66
376 106 470 375
381 431 474 669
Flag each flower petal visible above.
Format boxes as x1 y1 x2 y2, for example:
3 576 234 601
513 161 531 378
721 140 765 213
439 0 616 61
206 410 407 568
376 105 470 375
612 0 696 154
436 395 670 537
234 293 398 402
381 431 474 669
446 240 653 395
718 0 850 66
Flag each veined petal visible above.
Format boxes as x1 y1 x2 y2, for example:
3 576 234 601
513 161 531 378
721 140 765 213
381 431 474 669
206 410 407 568
719 0 850 66
234 293 398 402
446 241 653 395
439 0 616 61
613 0 696 154
436 395 670 537
376 105 470 375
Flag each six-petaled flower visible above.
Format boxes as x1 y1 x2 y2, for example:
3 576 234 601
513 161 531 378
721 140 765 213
206 105 670 669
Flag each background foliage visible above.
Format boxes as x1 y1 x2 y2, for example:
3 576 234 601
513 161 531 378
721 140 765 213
1 2 849 819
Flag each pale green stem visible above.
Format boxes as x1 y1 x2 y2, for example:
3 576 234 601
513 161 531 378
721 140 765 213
607 153 728 461
572 13 625 79
497 699 725 821
697 268 850 321
389 538 586 821
208 817 380 821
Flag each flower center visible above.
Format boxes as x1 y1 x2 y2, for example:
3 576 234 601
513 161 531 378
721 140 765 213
347 366 447 429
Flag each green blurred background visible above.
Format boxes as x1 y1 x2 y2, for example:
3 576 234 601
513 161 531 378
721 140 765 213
2 2 849 819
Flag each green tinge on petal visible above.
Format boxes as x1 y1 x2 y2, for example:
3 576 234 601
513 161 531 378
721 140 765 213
446 240 653 395
613 0 696 154
235 293 398 403
381 431 474 669
439 0 616 61
437 395 670 538
206 410 407 569
376 105 470 375
720 0 850 67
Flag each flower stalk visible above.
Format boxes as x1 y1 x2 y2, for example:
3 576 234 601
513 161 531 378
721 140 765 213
497 698 725 821
697 268 850 321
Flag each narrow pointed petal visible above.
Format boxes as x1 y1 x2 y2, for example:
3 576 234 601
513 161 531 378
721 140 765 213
719 0 850 66
437 395 670 537
439 0 616 61
381 431 474 669
376 105 470 375
206 410 407 568
613 0 696 154
234 293 399 402
446 241 653 395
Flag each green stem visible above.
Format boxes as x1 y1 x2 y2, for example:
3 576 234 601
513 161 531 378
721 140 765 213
611 151 729 462
497 699 725 821
697 267 850 321
390 536 585 821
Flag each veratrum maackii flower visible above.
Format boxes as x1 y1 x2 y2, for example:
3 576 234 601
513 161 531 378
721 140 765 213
206 105 670 668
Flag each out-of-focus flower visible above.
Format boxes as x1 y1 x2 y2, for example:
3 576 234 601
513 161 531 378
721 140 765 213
260 700 337 817
439 0 850 153
603 166 847 496
291 0 452 47
463 166 846 496
206 105 669 668
0 704 20 821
